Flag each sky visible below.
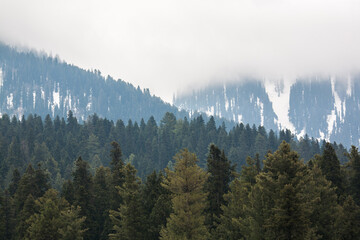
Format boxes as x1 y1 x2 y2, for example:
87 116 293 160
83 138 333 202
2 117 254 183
0 0 360 103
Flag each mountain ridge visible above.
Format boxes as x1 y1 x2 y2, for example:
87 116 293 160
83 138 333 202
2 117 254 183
174 76 360 147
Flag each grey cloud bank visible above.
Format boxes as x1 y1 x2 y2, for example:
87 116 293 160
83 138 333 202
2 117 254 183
0 0 359 102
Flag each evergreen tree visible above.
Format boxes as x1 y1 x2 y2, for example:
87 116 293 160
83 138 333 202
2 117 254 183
307 165 340 239
109 141 125 210
216 155 259 240
320 142 344 195
109 163 145 240
142 171 172 240
349 146 360 204
93 166 111 240
204 144 234 233
25 189 86 240
15 194 36 240
160 149 209 240
1 190 15 239
72 157 95 240
337 195 360 239
246 141 313 240
8 168 21 196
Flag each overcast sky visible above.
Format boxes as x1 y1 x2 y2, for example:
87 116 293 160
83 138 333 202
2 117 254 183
0 0 359 102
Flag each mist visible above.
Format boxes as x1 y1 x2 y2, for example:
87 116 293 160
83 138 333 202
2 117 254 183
0 0 359 102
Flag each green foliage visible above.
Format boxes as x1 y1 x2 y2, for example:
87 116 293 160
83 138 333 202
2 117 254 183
72 157 95 240
204 144 234 234
320 142 344 195
160 149 209 240
109 163 145 240
246 142 316 239
142 171 172 240
24 189 85 240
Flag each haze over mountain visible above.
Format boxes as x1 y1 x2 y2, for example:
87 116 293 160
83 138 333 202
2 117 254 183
1 0 359 102
0 42 189 123
174 76 360 147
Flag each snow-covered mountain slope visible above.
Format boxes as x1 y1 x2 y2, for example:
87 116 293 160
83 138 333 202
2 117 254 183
0 43 189 123
174 76 360 147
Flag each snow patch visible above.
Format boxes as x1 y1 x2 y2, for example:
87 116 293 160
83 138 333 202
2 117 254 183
206 106 215 117
86 88 93 111
256 97 264 126
326 110 336 141
41 87 45 100
237 114 243 123
297 128 306 140
331 77 344 123
224 84 229 111
33 91 36 109
53 90 60 108
319 130 325 140
7 93 13 109
264 77 296 132
0 68 3 91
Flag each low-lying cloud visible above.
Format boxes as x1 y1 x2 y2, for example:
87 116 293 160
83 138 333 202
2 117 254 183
0 0 359 102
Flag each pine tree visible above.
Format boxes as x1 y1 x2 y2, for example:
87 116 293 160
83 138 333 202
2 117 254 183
307 165 340 239
337 195 360 239
8 168 21 196
142 171 172 240
160 149 209 240
109 163 145 240
216 155 259 240
25 189 86 240
15 194 36 240
246 141 313 240
1 190 15 239
93 166 111 240
204 144 234 233
349 146 360 204
72 157 95 240
320 142 344 195
109 141 125 210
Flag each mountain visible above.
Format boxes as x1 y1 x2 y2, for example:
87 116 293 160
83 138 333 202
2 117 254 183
174 76 360 147
0 43 189 123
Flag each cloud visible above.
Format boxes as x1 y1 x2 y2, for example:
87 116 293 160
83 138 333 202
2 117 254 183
0 0 359 102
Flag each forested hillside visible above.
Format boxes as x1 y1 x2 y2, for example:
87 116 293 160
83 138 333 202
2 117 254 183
0 111 349 189
0 130 359 239
0 43 189 123
174 77 360 147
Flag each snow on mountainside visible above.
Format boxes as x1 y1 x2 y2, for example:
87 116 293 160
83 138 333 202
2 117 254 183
174 76 360 147
0 43 189 123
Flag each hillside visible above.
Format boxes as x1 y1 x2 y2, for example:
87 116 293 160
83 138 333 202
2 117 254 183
0 43 187 123
174 76 360 147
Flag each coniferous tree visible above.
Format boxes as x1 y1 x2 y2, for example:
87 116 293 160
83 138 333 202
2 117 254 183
349 146 360 204
216 155 259 240
142 171 172 240
25 189 86 240
93 166 111 240
307 164 340 239
160 149 209 240
204 144 234 233
8 168 21 196
246 141 313 240
337 195 360 239
109 163 145 240
72 157 95 240
109 141 125 211
320 142 344 196
1 190 14 240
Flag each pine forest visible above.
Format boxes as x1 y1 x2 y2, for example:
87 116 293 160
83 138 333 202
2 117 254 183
0 111 359 239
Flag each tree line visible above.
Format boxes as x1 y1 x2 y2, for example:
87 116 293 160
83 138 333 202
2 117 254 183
1 138 360 239
0 111 348 189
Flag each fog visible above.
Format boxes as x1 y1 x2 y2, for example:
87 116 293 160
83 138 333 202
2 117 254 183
0 0 359 102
